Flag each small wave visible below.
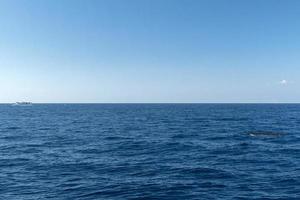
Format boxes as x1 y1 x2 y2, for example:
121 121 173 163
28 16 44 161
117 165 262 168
38 127 53 131
247 131 284 138
6 126 21 130
216 117 249 121
104 136 126 140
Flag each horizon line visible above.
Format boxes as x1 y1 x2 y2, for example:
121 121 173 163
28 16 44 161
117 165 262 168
1 102 300 104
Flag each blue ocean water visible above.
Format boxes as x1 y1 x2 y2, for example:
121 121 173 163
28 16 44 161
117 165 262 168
0 104 299 199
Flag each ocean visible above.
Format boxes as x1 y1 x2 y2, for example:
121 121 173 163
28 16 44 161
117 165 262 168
0 104 299 199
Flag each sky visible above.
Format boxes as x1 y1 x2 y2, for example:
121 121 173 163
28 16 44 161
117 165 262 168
0 0 300 103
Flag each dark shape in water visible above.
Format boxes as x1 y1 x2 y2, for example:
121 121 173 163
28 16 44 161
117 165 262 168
247 130 284 137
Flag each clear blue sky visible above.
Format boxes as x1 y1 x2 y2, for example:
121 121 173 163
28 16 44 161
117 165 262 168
1 0 299 103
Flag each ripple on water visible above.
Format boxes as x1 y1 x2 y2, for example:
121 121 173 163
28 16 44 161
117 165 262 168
0 104 300 199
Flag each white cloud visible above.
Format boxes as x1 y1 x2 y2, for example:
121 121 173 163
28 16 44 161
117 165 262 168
279 79 287 85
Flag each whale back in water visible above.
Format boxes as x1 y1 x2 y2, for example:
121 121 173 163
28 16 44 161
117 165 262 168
247 131 284 138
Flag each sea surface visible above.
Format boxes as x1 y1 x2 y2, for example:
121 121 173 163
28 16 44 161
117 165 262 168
0 104 299 199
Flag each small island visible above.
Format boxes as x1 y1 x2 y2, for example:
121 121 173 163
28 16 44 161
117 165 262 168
13 102 33 106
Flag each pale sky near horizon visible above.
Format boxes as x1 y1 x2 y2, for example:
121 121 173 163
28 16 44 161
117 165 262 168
0 0 300 103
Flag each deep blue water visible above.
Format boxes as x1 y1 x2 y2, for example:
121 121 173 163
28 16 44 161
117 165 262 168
0 104 299 199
